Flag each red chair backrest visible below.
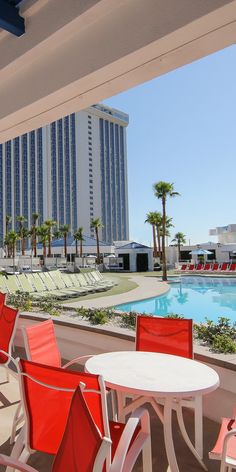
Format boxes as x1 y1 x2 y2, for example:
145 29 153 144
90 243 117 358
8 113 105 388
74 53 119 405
204 264 210 270
181 265 187 270
20 360 104 454
196 264 203 270
212 263 219 270
0 305 18 364
52 386 105 472
230 264 236 271
188 264 194 270
136 315 193 359
23 319 61 367
221 263 228 271
0 292 6 313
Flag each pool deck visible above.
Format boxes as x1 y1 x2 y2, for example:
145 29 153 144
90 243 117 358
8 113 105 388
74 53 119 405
63 274 170 309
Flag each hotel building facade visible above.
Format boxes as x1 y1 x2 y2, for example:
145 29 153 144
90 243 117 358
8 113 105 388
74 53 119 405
0 104 129 246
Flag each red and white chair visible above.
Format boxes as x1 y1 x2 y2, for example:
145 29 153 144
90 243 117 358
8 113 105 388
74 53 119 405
209 405 236 472
8 359 152 472
11 318 93 443
118 315 204 467
0 295 19 381
21 318 90 368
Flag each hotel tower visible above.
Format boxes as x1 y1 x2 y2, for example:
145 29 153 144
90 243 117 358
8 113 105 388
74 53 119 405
0 104 129 245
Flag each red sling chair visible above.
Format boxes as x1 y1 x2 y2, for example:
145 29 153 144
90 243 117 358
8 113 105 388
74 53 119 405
8 359 152 472
209 405 236 472
0 297 19 378
11 318 94 443
118 315 204 466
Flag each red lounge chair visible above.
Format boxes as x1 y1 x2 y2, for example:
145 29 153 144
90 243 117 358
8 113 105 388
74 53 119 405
196 264 203 271
188 264 195 271
132 316 203 459
9 360 152 472
221 263 228 272
181 264 187 271
212 263 219 271
229 263 236 271
204 263 211 271
209 406 236 471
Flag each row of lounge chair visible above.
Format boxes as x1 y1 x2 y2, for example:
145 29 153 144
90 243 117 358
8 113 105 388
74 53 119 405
178 263 236 273
0 269 114 300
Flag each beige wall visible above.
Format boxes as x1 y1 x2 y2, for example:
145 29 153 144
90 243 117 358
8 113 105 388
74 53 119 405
1 0 236 142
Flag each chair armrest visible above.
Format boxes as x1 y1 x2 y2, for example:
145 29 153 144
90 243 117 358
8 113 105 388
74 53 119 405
110 407 151 471
62 354 93 369
0 454 37 471
222 427 236 462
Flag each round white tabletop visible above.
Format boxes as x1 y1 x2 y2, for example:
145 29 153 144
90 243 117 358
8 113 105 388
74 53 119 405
86 351 220 397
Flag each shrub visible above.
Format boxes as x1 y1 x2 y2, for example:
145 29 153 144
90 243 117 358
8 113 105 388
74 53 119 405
212 334 236 354
194 317 236 354
77 307 109 325
7 291 33 311
37 297 60 317
165 313 184 319
120 311 144 330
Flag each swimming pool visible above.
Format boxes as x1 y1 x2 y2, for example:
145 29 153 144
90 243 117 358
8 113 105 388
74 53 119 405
115 277 236 323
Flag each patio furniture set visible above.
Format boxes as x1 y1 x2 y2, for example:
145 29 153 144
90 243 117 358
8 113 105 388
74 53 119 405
178 263 236 273
0 269 114 300
0 295 235 472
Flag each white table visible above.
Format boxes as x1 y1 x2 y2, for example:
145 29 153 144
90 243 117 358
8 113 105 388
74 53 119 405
86 351 220 472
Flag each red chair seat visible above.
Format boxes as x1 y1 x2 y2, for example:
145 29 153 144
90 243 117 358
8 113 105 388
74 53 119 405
210 417 236 460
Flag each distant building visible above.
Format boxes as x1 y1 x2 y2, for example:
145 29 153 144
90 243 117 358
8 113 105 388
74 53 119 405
209 225 236 244
0 104 129 245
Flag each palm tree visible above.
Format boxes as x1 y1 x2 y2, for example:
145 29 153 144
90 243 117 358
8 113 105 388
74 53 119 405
44 220 57 257
90 218 103 263
171 232 186 262
16 215 27 255
37 225 49 264
5 231 19 268
153 182 180 281
53 229 62 240
21 227 30 256
5 215 12 235
145 212 158 257
60 224 70 258
74 227 84 257
31 212 40 257
5 215 12 257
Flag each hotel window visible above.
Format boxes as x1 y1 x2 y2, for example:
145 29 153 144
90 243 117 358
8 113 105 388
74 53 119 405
89 152 92 156
89 158 92 163
89 147 92 151
88 126 92 130
90 191 93 195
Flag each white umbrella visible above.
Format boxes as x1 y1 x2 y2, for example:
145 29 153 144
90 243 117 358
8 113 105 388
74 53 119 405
190 249 212 255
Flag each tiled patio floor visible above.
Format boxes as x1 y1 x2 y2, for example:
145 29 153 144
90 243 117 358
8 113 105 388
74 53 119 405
0 365 221 472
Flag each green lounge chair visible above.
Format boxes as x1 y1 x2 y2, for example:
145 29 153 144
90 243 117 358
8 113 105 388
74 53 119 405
76 273 105 292
60 272 89 295
47 270 82 297
17 274 35 294
67 273 95 293
36 273 66 299
0 275 8 293
4 275 21 294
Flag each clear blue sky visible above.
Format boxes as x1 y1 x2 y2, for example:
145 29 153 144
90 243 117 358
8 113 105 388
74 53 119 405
104 45 236 246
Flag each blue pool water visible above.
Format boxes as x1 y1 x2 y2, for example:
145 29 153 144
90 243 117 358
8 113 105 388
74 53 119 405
115 277 236 323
